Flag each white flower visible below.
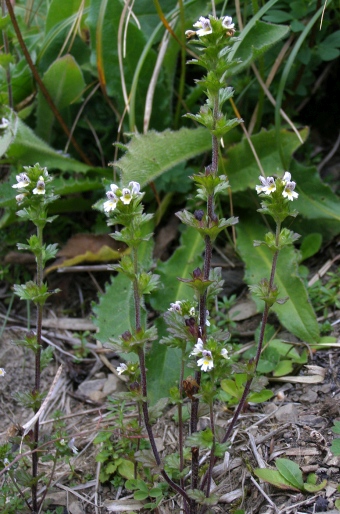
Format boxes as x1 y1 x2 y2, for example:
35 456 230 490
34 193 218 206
197 350 214 371
220 348 230 360
0 117 9 129
190 338 204 356
282 181 298 201
109 183 119 194
12 172 30 189
129 181 141 195
282 171 291 183
193 16 212 36
222 16 235 30
189 307 195 316
33 176 45 195
121 187 132 205
0 368 6 377
15 193 27 203
255 176 276 195
117 363 128 375
168 301 182 313
68 438 79 455
103 191 118 212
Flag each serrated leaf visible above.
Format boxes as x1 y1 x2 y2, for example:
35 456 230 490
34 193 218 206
254 468 301 491
237 219 320 343
116 128 212 187
275 458 304 489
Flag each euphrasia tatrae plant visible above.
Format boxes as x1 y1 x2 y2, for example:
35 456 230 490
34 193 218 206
10 164 61 512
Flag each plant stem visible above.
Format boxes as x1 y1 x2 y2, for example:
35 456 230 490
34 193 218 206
201 221 282 491
32 225 44 513
131 247 190 510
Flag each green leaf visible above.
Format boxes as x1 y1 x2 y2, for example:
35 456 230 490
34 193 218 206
117 459 135 480
331 439 340 456
117 128 212 188
303 479 327 492
225 128 308 193
300 233 323 262
272 360 293 377
275 458 304 490
36 55 86 143
254 468 301 491
220 379 242 399
257 347 280 373
248 390 273 403
150 226 204 312
332 421 340 435
229 21 289 76
237 219 320 344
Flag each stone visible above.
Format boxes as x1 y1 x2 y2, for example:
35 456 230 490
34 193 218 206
78 378 106 397
275 403 298 422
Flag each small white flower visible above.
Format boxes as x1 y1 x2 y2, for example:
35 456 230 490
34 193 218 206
220 348 230 360
190 338 204 356
168 301 182 313
129 181 141 195
193 16 212 36
0 117 9 129
282 181 298 201
60 438 66 446
68 438 79 455
12 173 30 189
121 187 132 205
104 191 118 212
109 183 119 194
117 363 128 375
33 176 45 195
222 16 235 30
282 171 291 183
189 307 195 316
205 310 210 326
0 368 6 377
15 193 27 203
197 350 214 371
255 176 276 195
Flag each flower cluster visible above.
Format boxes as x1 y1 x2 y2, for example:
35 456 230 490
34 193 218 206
103 181 141 213
186 15 235 38
12 166 50 203
189 338 230 372
116 362 139 377
168 300 211 326
256 172 298 201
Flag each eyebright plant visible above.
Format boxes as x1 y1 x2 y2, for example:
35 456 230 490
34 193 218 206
8 163 62 512
95 12 303 514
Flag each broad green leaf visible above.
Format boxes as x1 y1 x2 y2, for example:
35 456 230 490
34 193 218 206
36 55 86 142
332 421 340 435
257 347 280 373
268 340 307 363
225 128 308 193
254 468 301 491
45 0 88 33
149 226 204 312
275 458 304 490
117 128 212 188
220 379 242 399
300 233 323 261
228 21 289 77
247 390 273 403
6 117 98 172
331 439 340 456
92 273 136 343
291 161 340 221
272 360 293 377
237 219 320 343
145 317 181 405
117 459 135 480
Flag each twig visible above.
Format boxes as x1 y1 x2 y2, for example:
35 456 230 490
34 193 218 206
250 475 279 513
